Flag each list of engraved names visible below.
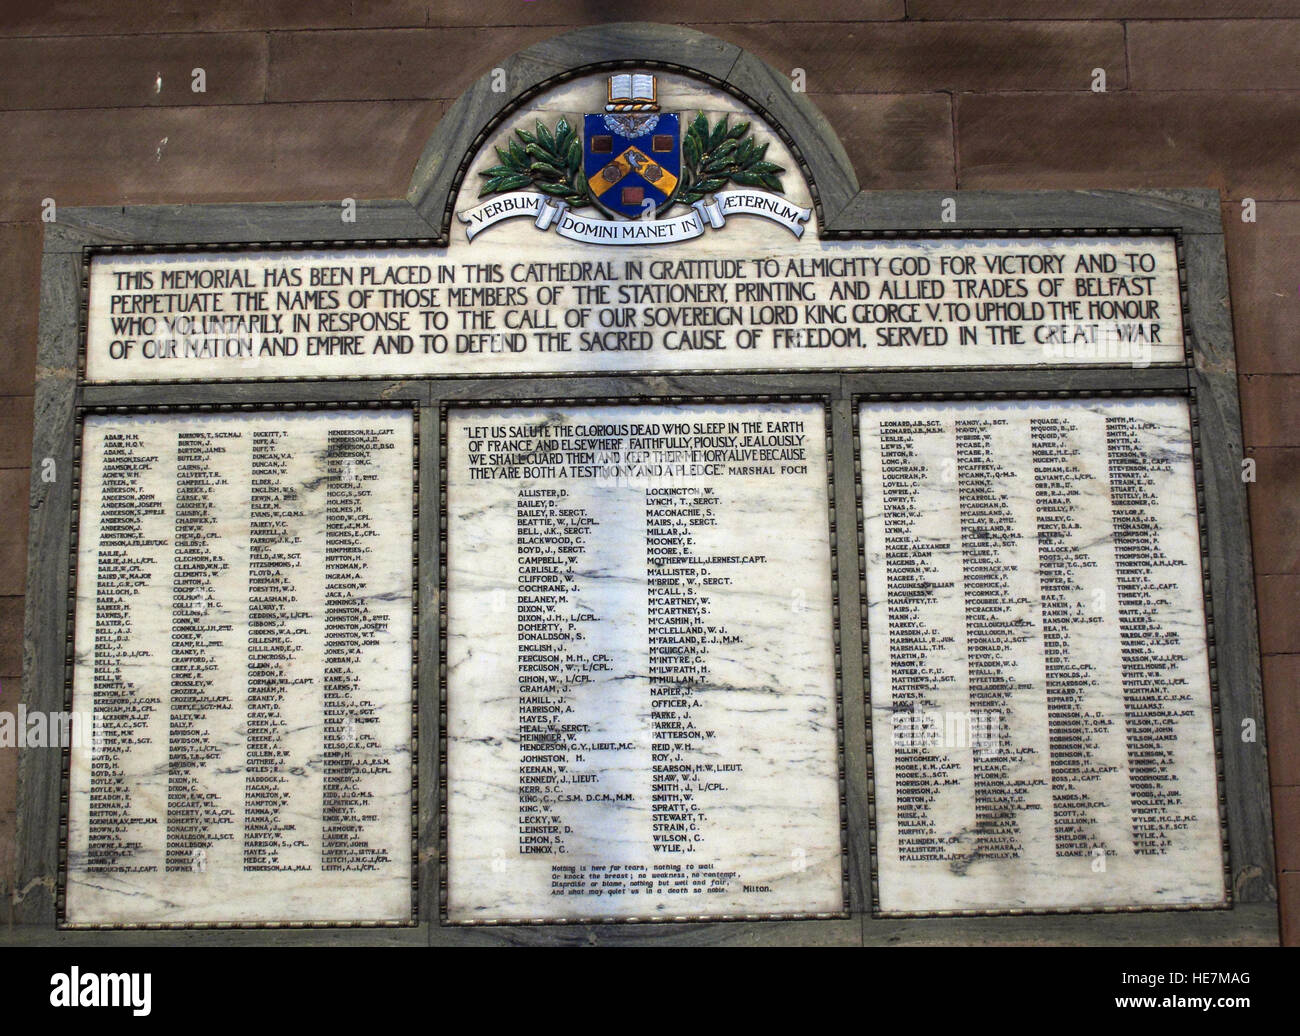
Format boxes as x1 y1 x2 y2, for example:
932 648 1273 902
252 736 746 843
65 409 415 925
445 402 843 921
861 398 1224 913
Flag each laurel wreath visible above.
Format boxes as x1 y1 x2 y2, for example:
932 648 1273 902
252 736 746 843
477 112 785 210
478 117 591 208
679 113 785 205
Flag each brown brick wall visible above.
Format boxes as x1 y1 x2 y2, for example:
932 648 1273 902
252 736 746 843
0 2 1296 941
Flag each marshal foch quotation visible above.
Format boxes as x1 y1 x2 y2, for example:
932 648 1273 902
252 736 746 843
23 33 1270 945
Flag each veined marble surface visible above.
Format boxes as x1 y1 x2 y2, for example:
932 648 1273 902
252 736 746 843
445 402 843 922
861 397 1224 914
84 72 1183 382
65 410 415 925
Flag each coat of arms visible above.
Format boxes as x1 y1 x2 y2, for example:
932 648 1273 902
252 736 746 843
462 73 810 244
584 74 681 219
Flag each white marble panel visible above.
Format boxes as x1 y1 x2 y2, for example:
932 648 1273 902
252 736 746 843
861 397 1224 913
863 397 1216 915
445 401 843 922
65 409 415 925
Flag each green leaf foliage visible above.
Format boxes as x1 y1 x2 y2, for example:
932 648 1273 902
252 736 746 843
479 111 784 210
677 111 786 203
479 115 591 207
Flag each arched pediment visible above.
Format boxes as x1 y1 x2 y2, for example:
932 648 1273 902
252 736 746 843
405 23 859 240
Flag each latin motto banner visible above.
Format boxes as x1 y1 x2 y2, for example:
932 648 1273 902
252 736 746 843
457 190 813 244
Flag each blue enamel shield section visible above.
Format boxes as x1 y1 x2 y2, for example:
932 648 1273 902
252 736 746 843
582 112 681 219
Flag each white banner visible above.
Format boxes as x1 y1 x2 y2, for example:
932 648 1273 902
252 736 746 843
457 190 812 244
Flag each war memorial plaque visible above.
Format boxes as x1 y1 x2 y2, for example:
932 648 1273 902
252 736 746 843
16 25 1274 944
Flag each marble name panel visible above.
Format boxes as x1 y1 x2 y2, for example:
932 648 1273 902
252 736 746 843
65 408 415 925
860 396 1225 914
444 401 843 922
85 235 1182 382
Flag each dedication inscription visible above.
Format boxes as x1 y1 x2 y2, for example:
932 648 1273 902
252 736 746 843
861 397 1224 914
80 58 1186 384
444 401 843 921
65 408 415 925
84 236 1182 382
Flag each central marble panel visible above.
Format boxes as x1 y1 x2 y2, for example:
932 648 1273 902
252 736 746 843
444 400 844 922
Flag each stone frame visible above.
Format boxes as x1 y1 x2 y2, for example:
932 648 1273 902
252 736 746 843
14 23 1276 946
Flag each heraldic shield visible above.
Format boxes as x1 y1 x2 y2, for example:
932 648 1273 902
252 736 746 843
583 111 681 220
